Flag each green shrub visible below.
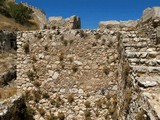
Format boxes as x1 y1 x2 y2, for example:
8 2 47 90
96 99 102 109
37 33 43 39
72 65 78 73
69 57 73 63
57 112 65 120
84 101 91 108
23 42 29 54
67 94 74 104
31 55 37 62
95 33 101 39
46 114 57 120
33 90 41 103
84 110 91 118
124 88 132 112
50 99 55 105
49 35 52 40
62 40 68 46
33 81 41 88
43 93 50 99
92 42 97 47
103 66 110 75
26 70 35 81
9 3 33 24
38 107 45 116
59 53 64 61
0 0 4 6
69 40 74 45
52 94 64 108
60 62 65 69
44 45 49 51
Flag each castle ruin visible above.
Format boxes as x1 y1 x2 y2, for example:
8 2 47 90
1 6 160 120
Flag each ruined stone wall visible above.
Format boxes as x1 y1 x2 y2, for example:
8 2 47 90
117 30 160 120
137 7 160 44
46 16 81 30
99 20 138 31
16 29 119 119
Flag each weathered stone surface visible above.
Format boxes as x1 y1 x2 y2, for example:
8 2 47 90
137 76 160 87
141 7 160 23
3 6 160 120
99 20 138 29
46 15 81 29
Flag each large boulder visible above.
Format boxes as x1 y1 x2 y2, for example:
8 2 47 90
141 7 160 23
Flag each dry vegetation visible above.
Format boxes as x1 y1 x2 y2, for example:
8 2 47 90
0 50 16 73
0 14 39 31
0 87 17 99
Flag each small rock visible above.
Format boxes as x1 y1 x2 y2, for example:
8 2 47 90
52 72 59 80
60 88 65 93
38 53 45 59
78 89 84 94
74 61 83 65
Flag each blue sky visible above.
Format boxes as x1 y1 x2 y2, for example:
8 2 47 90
16 0 160 29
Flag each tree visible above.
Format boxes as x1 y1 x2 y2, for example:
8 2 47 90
0 0 4 6
9 3 33 24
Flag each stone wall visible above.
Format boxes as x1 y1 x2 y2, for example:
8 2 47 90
16 29 119 119
137 7 160 44
117 30 160 120
0 31 16 53
46 16 81 30
2 6 160 120
99 20 138 31
15 20 160 120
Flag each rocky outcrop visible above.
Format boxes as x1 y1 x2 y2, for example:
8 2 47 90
141 7 160 23
45 16 81 29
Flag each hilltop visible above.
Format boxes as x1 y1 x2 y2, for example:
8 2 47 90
0 0 47 31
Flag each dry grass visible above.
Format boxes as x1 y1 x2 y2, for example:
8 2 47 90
0 87 17 99
0 51 16 72
23 42 30 54
67 94 74 104
0 14 38 31
0 63 8 72
84 101 91 108
57 112 65 120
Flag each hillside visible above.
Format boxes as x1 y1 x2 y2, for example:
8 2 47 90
0 0 47 31
0 14 39 31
